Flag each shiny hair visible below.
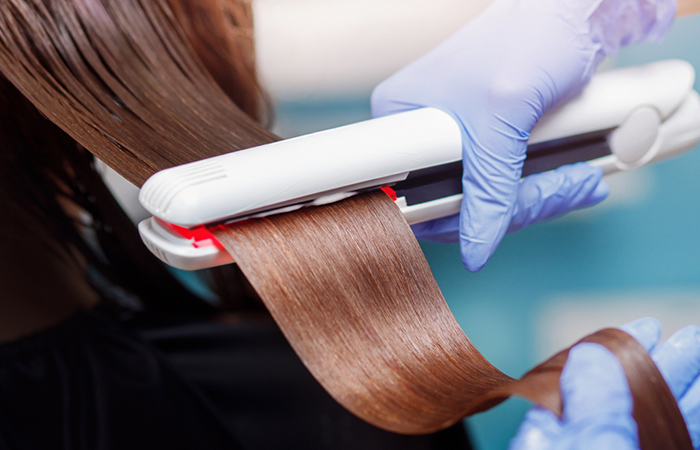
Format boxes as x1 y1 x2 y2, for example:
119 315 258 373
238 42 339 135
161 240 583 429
0 1 691 448
0 0 273 311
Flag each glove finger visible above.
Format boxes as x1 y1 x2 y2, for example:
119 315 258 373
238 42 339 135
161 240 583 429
651 325 700 400
677 375 700 448
561 343 634 423
412 162 606 242
410 215 459 244
619 317 662 353
508 407 560 450
459 136 527 272
559 343 639 449
507 163 609 234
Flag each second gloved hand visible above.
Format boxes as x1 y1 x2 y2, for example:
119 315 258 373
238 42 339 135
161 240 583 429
510 318 700 450
371 0 675 272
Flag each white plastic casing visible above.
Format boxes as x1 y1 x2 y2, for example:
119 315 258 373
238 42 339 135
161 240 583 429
529 59 695 143
138 60 700 270
400 90 700 226
139 107 463 228
139 218 231 271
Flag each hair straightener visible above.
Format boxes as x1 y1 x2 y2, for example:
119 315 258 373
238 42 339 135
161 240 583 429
136 59 700 270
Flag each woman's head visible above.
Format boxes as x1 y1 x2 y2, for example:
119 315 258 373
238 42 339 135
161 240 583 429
0 0 274 311
0 0 276 185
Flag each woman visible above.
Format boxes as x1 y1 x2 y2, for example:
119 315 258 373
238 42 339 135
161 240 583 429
0 0 696 449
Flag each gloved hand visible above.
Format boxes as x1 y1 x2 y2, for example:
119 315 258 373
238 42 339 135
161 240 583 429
371 0 676 272
509 318 700 450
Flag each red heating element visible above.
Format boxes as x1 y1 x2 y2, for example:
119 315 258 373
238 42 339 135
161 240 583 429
162 187 399 249
163 221 225 249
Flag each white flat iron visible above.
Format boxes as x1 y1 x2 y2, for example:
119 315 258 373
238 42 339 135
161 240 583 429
137 59 700 270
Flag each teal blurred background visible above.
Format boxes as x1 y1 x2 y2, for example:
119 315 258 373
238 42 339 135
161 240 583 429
270 15 700 450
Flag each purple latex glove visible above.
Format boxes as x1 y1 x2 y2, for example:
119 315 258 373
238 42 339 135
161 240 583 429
371 0 675 272
510 318 700 450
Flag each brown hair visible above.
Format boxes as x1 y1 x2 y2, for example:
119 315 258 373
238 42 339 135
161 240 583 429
0 0 276 187
0 0 693 448
0 0 271 312
214 191 691 448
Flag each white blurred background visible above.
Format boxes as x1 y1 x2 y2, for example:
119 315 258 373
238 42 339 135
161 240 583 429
255 0 491 101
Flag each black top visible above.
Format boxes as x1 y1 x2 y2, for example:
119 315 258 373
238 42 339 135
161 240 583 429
0 305 473 450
